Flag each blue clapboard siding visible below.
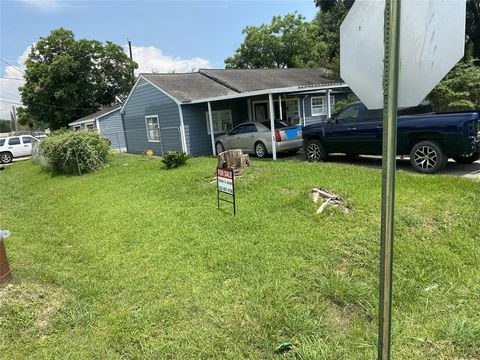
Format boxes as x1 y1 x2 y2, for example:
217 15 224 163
123 79 182 156
97 109 126 150
182 98 249 156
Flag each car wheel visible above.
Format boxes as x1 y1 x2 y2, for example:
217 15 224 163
215 141 225 155
452 152 480 164
305 140 326 162
254 142 268 158
409 140 447 174
0 152 13 164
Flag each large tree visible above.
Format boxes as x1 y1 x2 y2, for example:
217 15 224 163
19 28 137 130
225 13 325 69
466 0 480 61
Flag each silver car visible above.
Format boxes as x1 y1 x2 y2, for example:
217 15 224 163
215 120 303 158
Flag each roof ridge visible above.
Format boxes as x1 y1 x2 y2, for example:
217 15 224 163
198 69 242 93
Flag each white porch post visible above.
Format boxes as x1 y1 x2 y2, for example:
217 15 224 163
207 101 216 155
326 89 332 119
278 95 283 120
177 104 188 154
268 93 277 161
247 98 252 122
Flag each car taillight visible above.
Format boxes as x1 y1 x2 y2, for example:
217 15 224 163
275 130 282 142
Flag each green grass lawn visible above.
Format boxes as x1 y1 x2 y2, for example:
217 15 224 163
0 155 479 359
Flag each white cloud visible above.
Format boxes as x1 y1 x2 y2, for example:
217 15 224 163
0 47 30 120
0 44 212 120
128 45 212 74
18 0 65 12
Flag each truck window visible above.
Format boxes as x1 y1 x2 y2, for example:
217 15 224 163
336 105 361 124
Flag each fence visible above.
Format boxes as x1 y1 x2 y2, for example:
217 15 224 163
99 126 182 157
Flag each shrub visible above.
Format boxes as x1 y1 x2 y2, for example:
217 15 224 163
161 151 190 169
35 131 111 175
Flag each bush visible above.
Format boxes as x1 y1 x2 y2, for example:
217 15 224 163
35 131 111 175
161 151 190 169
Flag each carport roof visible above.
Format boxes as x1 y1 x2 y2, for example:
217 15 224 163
139 67 343 103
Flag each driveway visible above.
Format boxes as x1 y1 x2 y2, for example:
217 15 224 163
284 151 480 179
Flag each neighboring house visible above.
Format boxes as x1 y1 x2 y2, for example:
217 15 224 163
121 68 350 157
68 105 126 151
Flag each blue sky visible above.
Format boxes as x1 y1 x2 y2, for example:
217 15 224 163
0 0 318 118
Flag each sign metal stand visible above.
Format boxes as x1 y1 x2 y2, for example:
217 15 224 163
216 167 236 215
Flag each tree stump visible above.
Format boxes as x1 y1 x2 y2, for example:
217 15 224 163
217 149 250 175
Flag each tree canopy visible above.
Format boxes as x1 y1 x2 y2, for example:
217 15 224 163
19 28 137 130
225 13 325 69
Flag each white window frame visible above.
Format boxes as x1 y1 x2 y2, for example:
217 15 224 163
205 109 233 135
145 115 160 142
311 95 335 117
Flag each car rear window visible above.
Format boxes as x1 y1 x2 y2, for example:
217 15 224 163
0 139 5 146
261 120 288 130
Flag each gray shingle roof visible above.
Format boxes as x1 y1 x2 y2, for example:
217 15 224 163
141 72 238 103
140 68 342 103
199 67 340 93
69 105 121 126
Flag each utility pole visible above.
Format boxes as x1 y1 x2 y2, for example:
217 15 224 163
128 39 134 78
10 106 17 133
378 0 401 358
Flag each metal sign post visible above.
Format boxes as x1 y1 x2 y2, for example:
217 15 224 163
217 167 236 215
0 229 12 284
378 0 401 358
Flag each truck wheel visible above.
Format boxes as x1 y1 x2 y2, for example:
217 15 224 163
452 152 480 164
305 140 326 162
409 141 447 174
0 152 13 164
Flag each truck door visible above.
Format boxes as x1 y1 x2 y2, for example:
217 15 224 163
354 109 383 155
324 103 363 153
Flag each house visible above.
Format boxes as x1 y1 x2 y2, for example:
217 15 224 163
121 68 350 158
68 105 126 151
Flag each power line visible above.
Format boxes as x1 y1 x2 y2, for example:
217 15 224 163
0 76 24 81
0 98 100 111
0 57 26 75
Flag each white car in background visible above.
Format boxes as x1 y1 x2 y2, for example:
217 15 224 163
0 135 38 164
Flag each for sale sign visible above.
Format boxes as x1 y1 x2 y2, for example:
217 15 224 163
216 167 236 215
217 168 234 194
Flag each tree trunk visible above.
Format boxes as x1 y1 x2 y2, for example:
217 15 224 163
217 149 250 175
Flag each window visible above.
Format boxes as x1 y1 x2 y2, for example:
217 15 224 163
205 110 233 134
261 120 288 130
0 139 5 146
74 126 81 131
86 123 95 131
145 115 160 142
238 124 258 134
311 95 336 116
335 104 361 124
22 136 32 144
8 137 20 145
285 98 299 121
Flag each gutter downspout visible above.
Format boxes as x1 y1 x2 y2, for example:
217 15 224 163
268 93 277 161
302 95 308 126
177 104 188 154
207 101 216 155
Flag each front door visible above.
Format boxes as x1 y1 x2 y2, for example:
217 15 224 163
254 103 269 122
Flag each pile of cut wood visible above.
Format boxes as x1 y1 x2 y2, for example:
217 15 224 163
311 188 352 214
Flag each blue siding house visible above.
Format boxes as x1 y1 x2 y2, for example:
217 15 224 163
69 105 127 151
121 68 350 158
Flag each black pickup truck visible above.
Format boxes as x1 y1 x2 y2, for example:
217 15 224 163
302 102 479 173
